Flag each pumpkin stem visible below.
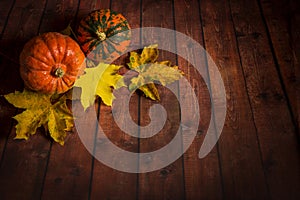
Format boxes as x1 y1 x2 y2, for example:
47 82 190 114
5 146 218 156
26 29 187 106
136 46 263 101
54 67 65 78
96 31 106 41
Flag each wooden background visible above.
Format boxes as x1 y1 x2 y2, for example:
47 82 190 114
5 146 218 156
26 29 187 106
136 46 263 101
0 0 299 199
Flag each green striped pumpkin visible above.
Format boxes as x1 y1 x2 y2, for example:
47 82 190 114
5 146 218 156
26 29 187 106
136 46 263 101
77 9 131 64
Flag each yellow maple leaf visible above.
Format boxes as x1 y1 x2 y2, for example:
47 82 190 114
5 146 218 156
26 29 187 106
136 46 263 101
127 44 183 100
4 89 73 145
74 62 125 109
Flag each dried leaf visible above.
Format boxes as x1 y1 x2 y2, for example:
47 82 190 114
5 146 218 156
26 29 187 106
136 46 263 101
127 44 183 100
4 89 73 145
60 23 72 36
127 44 159 69
129 63 183 94
138 84 160 101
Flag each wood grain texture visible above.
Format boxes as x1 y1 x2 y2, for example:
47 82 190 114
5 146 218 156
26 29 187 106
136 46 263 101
173 0 223 199
89 0 139 199
229 0 300 199
41 1 105 199
289 0 300 136
259 0 300 137
36 1 93 199
0 57 24 195
138 0 185 199
76 0 107 21
0 0 46 59
0 0 15 37
0 0 299 199
91 104 139 200
0 53 22 169
0 1 48 199
41 103 97 200
200 0 270 199
38 0 79 33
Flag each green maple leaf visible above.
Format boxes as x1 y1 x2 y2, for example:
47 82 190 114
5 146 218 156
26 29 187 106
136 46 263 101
74 62 125 109
127 44 183 100
4 89 73 145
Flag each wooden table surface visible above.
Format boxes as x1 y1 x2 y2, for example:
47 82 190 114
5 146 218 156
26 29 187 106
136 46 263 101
0 0 299 199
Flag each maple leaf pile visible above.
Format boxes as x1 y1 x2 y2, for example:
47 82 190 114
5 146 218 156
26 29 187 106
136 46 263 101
5 44 183 145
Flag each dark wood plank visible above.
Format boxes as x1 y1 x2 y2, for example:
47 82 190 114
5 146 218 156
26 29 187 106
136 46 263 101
41 102 98 200
0 1 298 199
38 0 79 33
200 0 270 199
289 0 300 136
0 56 23 175
138 0 185 199
0 1 50 199
229 0 300 199
76 0 108 21
0 0 37 182
37 1 97 199
173 0 223 199
259 0 300 137
91 104 139 200
89 0 139 199
0 0 46 59
0 0 23 161
0 0 15 36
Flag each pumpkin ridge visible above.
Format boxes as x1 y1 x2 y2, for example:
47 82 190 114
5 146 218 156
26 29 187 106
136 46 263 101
47 78 57 94
64 64 80 76
81 12 103 34
55 78 68 94
39 33 56 64
48 33 60 63
31 37 56 66
101 11 109 29
88 39 102 52
20 32 86 94
106 22 129 37
26 70 52 91
26 67 49 73
79 22 99 40
55 33 66 63
106 29 130 40
80 38 100 55
61 75 75 87
26 67 52 75
81 36 95 43
61 38 81 67
105 39 122 54
47 33 61 63
106 10 115 24
60 36 69 67
28 56 52 71
106 37 127 50
76 9 131 63
88 19 102 35
97 10 107 30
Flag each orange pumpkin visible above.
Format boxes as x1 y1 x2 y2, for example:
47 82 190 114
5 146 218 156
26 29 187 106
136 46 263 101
20 32 86 94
